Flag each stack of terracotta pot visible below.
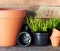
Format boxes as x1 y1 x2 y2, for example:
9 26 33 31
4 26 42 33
50 28 60 47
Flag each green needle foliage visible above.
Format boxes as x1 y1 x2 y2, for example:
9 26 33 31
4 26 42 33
47 18 60 30
26 17 48 32
26 16 60 33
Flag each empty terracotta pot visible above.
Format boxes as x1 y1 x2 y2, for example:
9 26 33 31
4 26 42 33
0 8 26 46
50 28 60 47
50 37 60 47
51 28 60 37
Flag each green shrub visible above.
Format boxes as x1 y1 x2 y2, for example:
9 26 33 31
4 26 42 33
26 16 60 32
26 17 48 32
47 18 60 30
26 17 40 32
40 20 48 32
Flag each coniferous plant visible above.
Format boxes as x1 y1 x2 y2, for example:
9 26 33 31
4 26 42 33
26 17 48 33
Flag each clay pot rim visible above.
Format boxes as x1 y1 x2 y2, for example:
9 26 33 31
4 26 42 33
50 36 60 38
50 36 60 40
51 28 60 37
52 28 60 32
0 8 26 10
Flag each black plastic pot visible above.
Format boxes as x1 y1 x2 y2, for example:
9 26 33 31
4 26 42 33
21 24 30 32
17 32 31 47
31 32 49 46
48 29 52 44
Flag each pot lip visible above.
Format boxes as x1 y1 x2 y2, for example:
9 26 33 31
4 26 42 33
32 32 48 34
53 28 60 32
17 32 31 39
17 31 31 47
50 36 60 39
31 32 48 36
0 8 26 10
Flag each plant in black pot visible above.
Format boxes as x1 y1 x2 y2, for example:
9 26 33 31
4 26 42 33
27 17 49 46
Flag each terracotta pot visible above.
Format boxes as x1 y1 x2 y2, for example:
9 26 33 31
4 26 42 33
0 8 26 46
50 37 60 47
51 28 60 37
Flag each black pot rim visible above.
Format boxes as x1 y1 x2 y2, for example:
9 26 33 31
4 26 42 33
33 32 48 33
31 32 49 37
32 32 48 35
17 32 31 47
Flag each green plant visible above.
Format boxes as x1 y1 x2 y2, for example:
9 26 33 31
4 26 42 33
26 17 40 32
47 19 53 30
26 17 48 32
26 16 60 32
56 18 60 29
40 20 48 32
47 18 60 30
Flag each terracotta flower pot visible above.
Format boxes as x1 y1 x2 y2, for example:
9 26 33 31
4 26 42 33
0 8 26 46
50 28 60 47
50 37 60 47
51 28 60 37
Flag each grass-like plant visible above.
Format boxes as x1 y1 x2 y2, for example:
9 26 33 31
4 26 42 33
40 20 48 32
26 16 60 32
26 17 48 32
47 18 60 30
26 17 40 32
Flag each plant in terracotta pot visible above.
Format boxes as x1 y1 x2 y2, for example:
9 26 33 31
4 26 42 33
27 17 49 46
49 18 60 47
0 8 26 47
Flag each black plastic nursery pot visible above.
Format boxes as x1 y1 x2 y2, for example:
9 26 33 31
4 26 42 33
47 29 52 44
31 32 49 46
21 24 30 32
17 32 31 47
